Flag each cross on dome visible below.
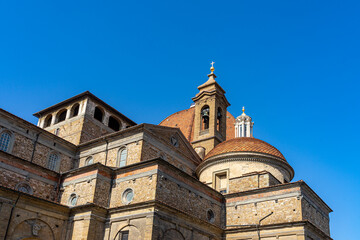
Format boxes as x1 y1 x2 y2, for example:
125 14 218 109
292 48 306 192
210 61 215 73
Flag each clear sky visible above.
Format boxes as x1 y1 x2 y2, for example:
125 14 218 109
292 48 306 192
1 0 359 238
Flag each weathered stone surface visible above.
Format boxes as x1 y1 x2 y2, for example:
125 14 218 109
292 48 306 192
0 84 332 240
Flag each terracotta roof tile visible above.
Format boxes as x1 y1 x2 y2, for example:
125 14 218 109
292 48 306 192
159 108 236 142
204 137 286 161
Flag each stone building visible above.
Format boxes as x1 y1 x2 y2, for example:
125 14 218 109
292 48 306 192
0 66 332 240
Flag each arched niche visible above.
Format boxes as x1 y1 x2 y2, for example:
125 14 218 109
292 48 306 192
162 228 185 240
10 218 54 240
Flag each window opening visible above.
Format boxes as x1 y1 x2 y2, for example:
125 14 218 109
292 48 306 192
44 115 52 127
94 107 104 122
71 104 80 117
118 148 127 167
201 106 210 130
57 110 67 123
215 172 227 194
85 156 94 166
207 209 215 222
108 116 120 131
48 153 59 171
0 132 11 152
69 194 78 206
122 189 134 204
217 108 222 132
16 183 33 194
119 231 129 240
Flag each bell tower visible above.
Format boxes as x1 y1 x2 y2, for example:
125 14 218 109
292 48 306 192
191 63 230 156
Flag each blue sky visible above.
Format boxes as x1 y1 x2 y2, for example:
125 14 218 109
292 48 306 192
1 0 359 238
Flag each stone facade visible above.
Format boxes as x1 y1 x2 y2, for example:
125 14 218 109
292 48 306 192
0 68 332 240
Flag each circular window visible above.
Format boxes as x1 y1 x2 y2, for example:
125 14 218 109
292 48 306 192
122 188 134 204
16 183 33 195
85 156 94 166
69 194 78 206
207 209 215 223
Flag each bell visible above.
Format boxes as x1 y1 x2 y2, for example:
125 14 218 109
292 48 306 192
201 109 209 117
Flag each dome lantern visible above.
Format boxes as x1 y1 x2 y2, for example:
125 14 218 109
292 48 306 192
235 106 254 137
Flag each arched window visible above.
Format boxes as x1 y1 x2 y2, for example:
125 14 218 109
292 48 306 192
0 131 12 152
108 116 120 131
57 109 67 123
117 148 127 167
16 182 33 194
217 107 222 132
48 152 60 171
94 107 104 122
207 209 215 223
201 106 210 130
68 193 78 206
71 104 80 118
85 156 94 166
44 115 52 127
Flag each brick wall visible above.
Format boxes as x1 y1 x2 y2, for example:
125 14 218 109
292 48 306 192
109 165 158 208
156 163 223 228
302 195 330 235
229 172 281 193
0 188 69 240
226 186 303 226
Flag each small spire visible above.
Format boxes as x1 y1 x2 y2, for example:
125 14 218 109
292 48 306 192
210 61 215 73
242 106 245 114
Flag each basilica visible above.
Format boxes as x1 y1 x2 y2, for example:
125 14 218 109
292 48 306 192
0 65 332 240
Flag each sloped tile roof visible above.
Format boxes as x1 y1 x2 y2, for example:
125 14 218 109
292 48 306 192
159 107 236 142
204 137 286 161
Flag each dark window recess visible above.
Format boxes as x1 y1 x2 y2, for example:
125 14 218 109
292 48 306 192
58 110 67 123
201 106 210 130
207 209 215 222
108 116 120 131
45 116 52 127
120 231 129 240
217 108 222 132
94 107 103 122
71 104 79 117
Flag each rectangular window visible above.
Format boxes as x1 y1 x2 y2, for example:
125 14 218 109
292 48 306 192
219 174 227 189
215 172 227 194
120 231 129 240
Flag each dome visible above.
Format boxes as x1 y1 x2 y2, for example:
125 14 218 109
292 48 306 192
204 137 286 161
159 107 236 142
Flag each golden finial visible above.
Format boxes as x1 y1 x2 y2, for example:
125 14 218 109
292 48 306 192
242 106 245 114
210 61 215 72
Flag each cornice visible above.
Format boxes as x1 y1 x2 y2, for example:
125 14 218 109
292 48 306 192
196 152 294 180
